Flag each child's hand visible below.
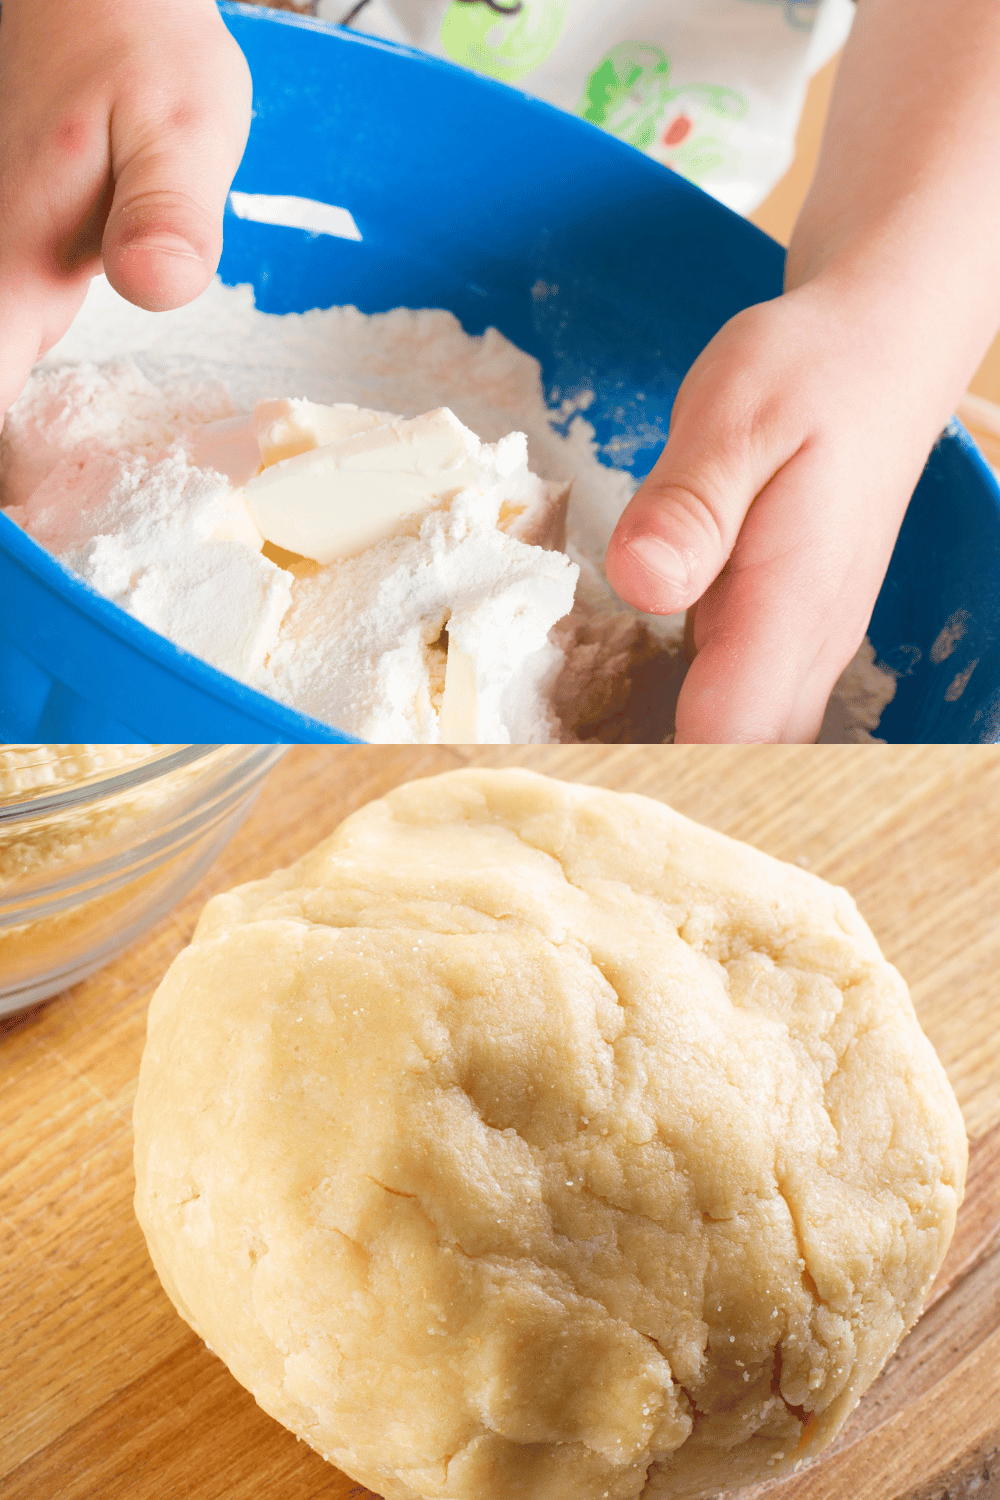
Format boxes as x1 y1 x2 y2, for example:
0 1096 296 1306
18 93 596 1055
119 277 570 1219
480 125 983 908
607 0 1000 744
605 279 939 743
0 0 251 416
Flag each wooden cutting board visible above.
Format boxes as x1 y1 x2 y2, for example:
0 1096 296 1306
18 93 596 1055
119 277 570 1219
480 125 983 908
2 745 998 1500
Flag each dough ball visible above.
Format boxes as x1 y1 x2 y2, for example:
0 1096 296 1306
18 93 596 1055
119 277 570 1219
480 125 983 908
133 769 966 1500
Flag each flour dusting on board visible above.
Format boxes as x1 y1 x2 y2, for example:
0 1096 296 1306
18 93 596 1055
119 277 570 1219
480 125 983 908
1 276 894 742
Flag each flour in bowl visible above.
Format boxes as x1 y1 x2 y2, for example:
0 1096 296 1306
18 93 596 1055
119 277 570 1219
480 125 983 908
0 276 894 742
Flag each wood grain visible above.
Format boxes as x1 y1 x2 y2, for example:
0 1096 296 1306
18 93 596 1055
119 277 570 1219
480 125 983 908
2 745 998 1500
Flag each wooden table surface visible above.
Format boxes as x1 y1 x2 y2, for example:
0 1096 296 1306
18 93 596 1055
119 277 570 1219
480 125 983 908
3 745 999 1500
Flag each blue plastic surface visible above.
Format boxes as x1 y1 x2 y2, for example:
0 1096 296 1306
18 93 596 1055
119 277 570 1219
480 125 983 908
2 3 999 742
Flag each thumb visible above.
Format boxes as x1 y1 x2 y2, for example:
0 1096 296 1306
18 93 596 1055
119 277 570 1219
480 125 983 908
605 472 738 617
604 308 812 616
102 45 251 312
605 400 802 616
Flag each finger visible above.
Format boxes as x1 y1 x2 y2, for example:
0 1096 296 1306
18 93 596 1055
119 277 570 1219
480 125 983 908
683 603 697 664
675 582 852 744
0 117 111 415
673 444 906 743
102 39 252 312
0 269 92 416
0 285 48 417
605 373 805 618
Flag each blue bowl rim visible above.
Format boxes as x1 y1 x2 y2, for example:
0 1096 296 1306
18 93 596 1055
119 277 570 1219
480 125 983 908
0 3 997 743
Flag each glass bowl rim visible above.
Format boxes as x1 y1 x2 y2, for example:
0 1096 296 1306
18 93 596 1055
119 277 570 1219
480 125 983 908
0 745 227 823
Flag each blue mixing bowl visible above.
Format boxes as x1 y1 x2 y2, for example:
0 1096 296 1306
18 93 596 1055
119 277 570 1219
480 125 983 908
2 3 999 742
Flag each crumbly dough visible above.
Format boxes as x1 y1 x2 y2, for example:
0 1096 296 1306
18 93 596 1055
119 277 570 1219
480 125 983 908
0 744 173 883
133 769 967 1500
0 745 209 1017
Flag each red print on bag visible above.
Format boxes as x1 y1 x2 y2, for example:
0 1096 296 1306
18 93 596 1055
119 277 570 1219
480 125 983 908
662 113 694 146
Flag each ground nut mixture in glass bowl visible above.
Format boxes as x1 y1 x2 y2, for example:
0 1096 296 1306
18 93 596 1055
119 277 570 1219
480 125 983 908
0 744 285 1017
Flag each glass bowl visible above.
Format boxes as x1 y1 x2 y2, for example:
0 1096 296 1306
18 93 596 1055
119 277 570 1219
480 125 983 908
0 744 285 1017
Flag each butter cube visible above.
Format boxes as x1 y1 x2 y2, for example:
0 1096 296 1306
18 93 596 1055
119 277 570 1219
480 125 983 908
244 408 486 563
188 417 265 550
253 398 393 467
201 489 266 551
438 638 478 743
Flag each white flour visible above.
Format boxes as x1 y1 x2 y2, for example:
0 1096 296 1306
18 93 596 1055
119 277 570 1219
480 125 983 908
0 355 299 681
2 275 895 742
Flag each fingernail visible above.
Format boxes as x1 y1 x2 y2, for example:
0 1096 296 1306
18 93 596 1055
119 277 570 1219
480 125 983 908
623 534 694 597
121 232 201 261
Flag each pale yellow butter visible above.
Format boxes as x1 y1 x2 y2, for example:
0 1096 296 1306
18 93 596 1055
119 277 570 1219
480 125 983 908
252 397 392 466
438 639 478 742
243 407 489 563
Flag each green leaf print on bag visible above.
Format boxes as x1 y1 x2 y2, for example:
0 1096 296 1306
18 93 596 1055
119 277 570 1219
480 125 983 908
440 0 569 85
578 43 747 183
